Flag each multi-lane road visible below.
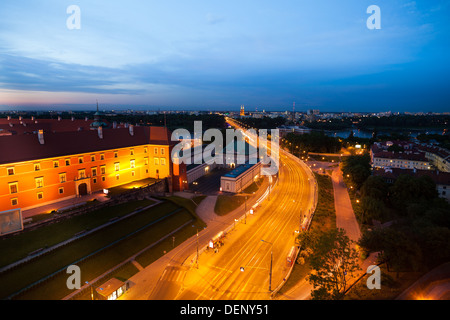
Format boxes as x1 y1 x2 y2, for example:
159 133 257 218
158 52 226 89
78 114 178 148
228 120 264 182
141 119 317 300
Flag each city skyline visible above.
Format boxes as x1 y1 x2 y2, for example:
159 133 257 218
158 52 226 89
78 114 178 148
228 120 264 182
0 1 449 112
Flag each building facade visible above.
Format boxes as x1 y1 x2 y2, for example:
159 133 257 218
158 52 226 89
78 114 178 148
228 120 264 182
0 125 184 213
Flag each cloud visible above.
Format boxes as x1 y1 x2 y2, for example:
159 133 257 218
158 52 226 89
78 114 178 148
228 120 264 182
206 13 224 25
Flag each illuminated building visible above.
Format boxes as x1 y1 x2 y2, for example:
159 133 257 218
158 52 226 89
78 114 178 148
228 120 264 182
0 125 187 213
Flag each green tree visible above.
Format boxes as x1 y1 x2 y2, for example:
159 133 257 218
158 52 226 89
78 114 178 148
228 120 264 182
341 155 371 190
308 228 361 300
361 175 389 200
360 196 387 224
389 175 438 216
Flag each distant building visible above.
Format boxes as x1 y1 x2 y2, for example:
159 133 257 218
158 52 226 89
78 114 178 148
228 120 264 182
371 141 432 171
278 125 311 137
240 105 245 117
220 161 261 193
373 167 450 202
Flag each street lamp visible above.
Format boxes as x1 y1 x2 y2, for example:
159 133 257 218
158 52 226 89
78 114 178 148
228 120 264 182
261 239 273 292
244 196 247 224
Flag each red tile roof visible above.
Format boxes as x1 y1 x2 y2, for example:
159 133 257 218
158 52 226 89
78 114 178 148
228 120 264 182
0 126 174 165
0 118 106 135
373 168 450 186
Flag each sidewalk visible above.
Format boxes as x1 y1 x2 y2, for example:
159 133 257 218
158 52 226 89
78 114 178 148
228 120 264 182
331 167 361 243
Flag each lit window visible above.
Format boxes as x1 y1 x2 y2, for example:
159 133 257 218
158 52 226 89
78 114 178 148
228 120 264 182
115 162 120 171
7 167 14 176
161 158 166 166
35 177 44 189
60 173 67 183
9 182 18 194
130 160 135 169
101 166 106 175
11 198 18 206
78 169 86 179
154 158 160 165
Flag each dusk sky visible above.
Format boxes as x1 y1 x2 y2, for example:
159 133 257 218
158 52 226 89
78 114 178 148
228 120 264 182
0 1 449 112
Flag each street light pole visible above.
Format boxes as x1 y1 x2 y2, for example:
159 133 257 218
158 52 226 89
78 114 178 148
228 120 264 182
195 229 199 269
261 239 273 292
245 196 247 224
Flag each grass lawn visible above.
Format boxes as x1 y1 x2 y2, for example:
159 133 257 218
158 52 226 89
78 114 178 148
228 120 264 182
0 199 155 268
0 201 189 300
214 194 248 216
309 173 337 233
344 264 424 300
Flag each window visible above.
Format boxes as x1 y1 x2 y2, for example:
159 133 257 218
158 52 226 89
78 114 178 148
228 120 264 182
11 198 18 206
161 148 165 155
53 160 59 168
130 160 135 169
154 148 158 154
130 148 134 156
7 167 14 176
101 166 106 175
144 147 148 154
78 157 84 164
116 174 120 180
37 192 44 200
91 155 96 162
78 169 86 179
131 171 135 177
93 178 97 184
65 159 71 166
144 157 148 166
35 177 44 189
115 162 120 171
154 158 159 165
100 154 105 160
9 183 19 194
58 187 64 194
114 151 118 158
102 176 106 182
92 167 97 177
60 173 67 183
161 158 166 166
34 163 41 171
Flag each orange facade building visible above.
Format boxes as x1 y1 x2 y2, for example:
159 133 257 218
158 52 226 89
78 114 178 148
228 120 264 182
0 125 187 213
